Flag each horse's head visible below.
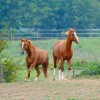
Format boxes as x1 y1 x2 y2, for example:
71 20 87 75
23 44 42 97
65 29 79 44
20 39 31 55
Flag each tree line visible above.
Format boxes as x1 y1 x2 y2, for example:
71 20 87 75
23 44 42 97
0 0 100 29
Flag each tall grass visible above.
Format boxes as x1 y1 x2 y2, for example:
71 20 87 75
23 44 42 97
2 37 100 80
2 37 100 63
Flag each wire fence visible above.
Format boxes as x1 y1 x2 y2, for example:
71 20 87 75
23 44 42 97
1 28 100 40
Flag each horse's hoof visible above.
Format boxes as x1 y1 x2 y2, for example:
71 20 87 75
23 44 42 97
66 76 68 79
65 77 69 81
24 78 30 82
62 78 64 80
52 77 55 81
59 77 62 80
34 77 38 81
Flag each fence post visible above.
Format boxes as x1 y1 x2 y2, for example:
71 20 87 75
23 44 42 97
0 63 5 83
37 29 40 40
10 28 12 38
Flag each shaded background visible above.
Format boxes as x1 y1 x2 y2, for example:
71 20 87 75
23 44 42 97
0 0 100 29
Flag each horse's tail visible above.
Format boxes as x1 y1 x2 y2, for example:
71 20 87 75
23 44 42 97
42 54 49 78
45 55 49 77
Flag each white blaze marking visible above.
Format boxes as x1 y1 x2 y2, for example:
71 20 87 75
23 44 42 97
22 42 25 48
74 32 79 43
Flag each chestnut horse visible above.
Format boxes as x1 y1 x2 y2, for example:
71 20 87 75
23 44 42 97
20 39 49 81
53 29 79 80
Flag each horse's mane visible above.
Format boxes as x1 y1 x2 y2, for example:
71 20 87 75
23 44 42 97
27 40 33 46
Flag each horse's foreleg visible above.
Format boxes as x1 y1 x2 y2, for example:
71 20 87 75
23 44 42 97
24 63 30 81
52 57 57 81
34 65 40 81
66 60 71 78
26 61 36 81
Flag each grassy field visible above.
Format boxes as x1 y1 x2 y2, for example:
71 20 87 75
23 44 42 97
1 37 100 81
0 37 100 100
2 37 100 62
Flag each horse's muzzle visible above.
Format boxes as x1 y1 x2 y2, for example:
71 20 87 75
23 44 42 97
21 52 24 55
74 39 79 44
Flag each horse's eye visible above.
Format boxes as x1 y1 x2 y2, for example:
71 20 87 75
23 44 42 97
72 34 75 37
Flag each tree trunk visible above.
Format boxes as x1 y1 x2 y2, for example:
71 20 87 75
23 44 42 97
0 63 5 83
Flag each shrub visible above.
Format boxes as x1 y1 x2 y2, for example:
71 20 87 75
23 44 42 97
0 25 8 82
0 25 19 82
3 59 19 82
0 25 8 54
80 62 100 75
72 60 88 70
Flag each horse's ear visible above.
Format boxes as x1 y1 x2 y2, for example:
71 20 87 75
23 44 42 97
21 39 24 41
27 39 32 45
65 30 70 35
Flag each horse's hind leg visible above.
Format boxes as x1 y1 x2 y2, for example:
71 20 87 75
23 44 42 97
42 63 48 78
42 57 49 78
34 65 40 81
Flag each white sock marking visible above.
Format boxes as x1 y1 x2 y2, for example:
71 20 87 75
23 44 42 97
59 70 61 79
61 72 64 80
34 77 38 81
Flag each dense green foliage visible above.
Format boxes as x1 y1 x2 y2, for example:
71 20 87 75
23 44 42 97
0 0 100 29
0 26 8 54
3 59 19 82
0 27 19 82
72 60 100 76
80 62 100 75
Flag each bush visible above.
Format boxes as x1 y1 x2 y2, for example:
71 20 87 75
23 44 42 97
3 59 19 82
0 25 20 82
72 60 88 70
0 25 8 54
0 40 7 53
80 62 100 75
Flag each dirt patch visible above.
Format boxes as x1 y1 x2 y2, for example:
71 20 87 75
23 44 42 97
0 78 100 100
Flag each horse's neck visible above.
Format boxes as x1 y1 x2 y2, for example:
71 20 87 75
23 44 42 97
26 45 35 56
65 36 72 52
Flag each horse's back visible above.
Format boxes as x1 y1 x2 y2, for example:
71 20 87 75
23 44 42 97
37 49 49 64
38 49 48 57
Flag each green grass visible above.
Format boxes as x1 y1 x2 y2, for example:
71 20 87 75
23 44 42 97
17 67 52 82
2 37 100 81
73 37 100 61
2 37 100 62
